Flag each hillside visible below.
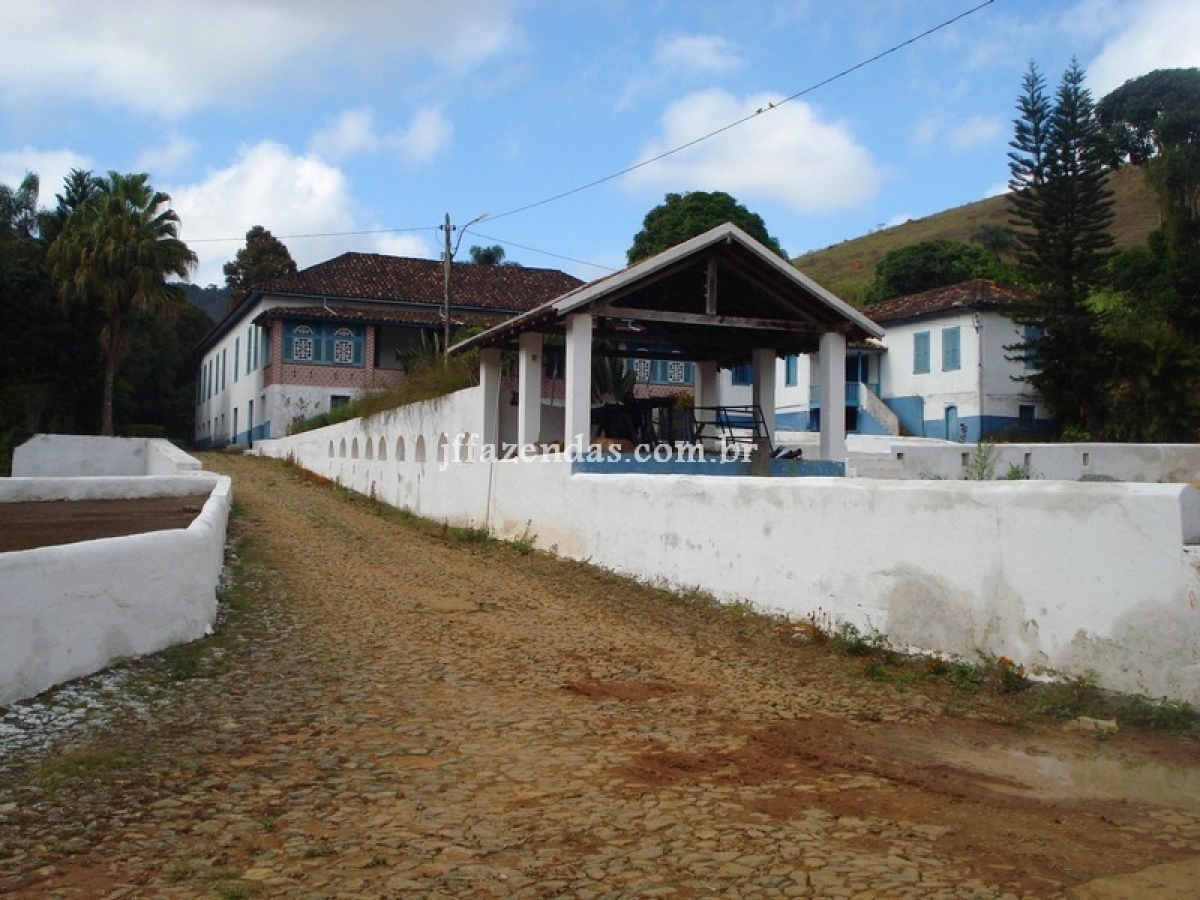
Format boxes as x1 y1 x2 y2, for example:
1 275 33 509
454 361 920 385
180 283 230 322
793 165 1161 305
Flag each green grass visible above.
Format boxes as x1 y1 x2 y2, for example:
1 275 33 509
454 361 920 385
35 745 144 797
792 165 1161 303
290 355 478 434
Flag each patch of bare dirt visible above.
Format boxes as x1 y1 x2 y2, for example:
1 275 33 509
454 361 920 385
0 495 210 552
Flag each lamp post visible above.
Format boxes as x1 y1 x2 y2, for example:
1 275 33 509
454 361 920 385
441 211 489 358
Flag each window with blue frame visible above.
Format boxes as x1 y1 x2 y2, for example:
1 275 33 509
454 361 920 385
284 322 364 365
913 331 930 374
785 354 798 387
731 362 752 385
942 326 961 371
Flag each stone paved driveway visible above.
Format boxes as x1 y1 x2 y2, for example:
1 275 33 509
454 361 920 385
2 453 1199 899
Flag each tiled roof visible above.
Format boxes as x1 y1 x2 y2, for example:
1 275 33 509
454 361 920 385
859 279 1032 325
252 305 512 329
255 252 583 313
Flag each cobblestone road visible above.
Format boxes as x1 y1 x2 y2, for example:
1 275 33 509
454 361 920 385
2 453 1199 899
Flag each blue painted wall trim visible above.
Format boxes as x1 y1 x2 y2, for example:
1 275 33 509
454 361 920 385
921 414 1053 445
573 455 844 477
884 396 925 436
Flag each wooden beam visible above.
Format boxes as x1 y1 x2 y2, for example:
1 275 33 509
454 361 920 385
601 305 821 332
706 257 718 316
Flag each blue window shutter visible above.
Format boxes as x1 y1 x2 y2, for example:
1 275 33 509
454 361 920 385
942 326 961 371
914 332 930 374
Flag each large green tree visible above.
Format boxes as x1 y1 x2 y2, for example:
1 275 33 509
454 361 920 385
1008 60 1114 433
0 172 106 463
866 240 1010 303
627 191 786 264
1098 68 1200 338
223 225 297 310
48 172 197 435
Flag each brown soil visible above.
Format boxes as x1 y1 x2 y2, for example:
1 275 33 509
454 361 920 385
0 495 210 552
1 453 1198 899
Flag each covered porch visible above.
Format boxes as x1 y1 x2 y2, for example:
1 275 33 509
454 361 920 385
449 223 884 470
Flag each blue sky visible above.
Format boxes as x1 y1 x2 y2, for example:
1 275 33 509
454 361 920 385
2 0 1197 288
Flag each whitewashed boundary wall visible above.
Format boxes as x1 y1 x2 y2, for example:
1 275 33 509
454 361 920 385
886 441 1200 483
1 471 231 705
12 434 203 477
252 387 1200 703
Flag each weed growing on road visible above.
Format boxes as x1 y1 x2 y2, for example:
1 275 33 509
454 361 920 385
35 745 143 797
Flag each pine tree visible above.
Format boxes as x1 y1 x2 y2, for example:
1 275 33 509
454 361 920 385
223 226 297 310
1008 60 1114 433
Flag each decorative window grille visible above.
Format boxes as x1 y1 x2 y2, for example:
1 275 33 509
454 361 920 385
292 326 315 361
333 329 355 364
633 359 652 382
667 361 686 383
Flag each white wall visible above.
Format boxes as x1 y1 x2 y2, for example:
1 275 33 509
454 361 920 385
0 474 231 704
252 390 1200 703
886 440 1200 483
12 435 202 477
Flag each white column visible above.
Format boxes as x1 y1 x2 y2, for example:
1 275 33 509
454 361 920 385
751 347 777 449
479 347 501 454
819 330 847 462
694 360 719 410
517 332 543 448
563 313 593 451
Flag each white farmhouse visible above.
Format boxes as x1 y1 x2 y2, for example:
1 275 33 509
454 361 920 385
718 279 1051 443
194 253 581 448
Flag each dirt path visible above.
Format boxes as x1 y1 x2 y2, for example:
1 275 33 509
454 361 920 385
2 453 1199 898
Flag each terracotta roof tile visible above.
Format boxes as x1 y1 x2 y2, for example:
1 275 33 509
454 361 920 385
252 305 511 329
860 279 1032 325
256 252 582 312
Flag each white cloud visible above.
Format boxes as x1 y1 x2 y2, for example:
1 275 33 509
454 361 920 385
0 1 520 117
950 116 1003 151
1083 0 1200 96
654 35 742 75
0 148 93 204
623 90 881 212
134 136 200 177
169 141 362 286
392 108 454 163
309 110 380 160
373 233 435 259
618 33 743 110
984 182 1010 199
309 106 452 164
912 117 941 147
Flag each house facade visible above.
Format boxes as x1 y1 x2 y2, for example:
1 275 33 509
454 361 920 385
194 253 581 448
718 280 1051 443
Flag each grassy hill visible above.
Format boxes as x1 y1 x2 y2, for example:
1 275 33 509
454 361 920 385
793 165 1161 305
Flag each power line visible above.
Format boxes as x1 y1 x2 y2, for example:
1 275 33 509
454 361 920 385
484 0 996 224
469 230 619 273
186 1 993 247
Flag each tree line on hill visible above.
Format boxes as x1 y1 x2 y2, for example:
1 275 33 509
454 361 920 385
629 67 1200 442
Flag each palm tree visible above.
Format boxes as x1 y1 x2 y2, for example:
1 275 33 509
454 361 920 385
47 172 197 435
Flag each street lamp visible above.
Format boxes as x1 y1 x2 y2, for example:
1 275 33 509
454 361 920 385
442 211 489 358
